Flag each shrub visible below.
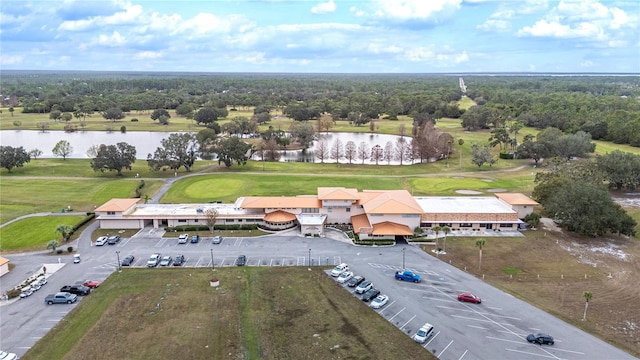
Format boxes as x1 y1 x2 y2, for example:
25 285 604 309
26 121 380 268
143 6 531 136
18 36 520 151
120 125 127 133
56 249 63 254
499 151 515 159
67 246 73 253
130 118 139 122
6 288 21 299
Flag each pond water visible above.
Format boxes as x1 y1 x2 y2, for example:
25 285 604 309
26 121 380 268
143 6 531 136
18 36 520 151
0 130 407 164
0 130 180 159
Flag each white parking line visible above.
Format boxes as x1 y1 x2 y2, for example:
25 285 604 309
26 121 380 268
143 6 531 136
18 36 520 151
379 300 396 314
424 331 440 347
436 305 521 320
505 348 560 359
467 324 489 330
439 340 454 357
399 314 416 330
486 336 527 345
451 314 516 326
458 349 468 360
387 307 406 322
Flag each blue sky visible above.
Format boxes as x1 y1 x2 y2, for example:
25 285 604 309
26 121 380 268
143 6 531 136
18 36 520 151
1 0 638 73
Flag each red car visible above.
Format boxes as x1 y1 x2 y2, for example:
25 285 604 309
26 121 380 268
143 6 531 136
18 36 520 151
458 292 481 303
82 280 100 288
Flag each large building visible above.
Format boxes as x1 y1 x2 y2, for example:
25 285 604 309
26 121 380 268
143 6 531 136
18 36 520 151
95 188 538 239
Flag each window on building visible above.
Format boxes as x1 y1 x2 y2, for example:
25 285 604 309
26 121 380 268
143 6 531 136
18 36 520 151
178 219 187 223
500 223 513 228
479 224 486 228
346 208 351 213
107 211 116 215
460 223 472 228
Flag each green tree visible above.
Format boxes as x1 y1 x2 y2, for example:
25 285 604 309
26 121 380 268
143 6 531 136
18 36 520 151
47 240 59 253
150 109 171 122
194 106 219 125
215 136 253 167
289 122 316 150
28 148 42 160
147 133 199 172
524 213 541 229
470 144 494 168
52 140 73 160
102 107 125 122
432 225 442 252
61 112 73 122
55 224 73 242
175 103 196 118
90 142 137 176
596 150 640 191
49 109 62 122
441 226 451 253
582 291 593 321
8 106 14 116
0 146 31 173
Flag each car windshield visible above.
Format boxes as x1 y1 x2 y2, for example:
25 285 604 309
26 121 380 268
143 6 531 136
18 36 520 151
416 329 426 337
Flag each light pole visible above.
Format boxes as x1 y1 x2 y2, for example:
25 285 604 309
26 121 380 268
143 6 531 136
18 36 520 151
116 251 121 272
402 247 406 269
308 249 312 266
210 248 215 271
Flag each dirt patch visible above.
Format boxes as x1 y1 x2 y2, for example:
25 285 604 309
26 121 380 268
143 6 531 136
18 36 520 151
456 189 482 195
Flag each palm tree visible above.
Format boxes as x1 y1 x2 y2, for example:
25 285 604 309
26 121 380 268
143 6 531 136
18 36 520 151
143 194 150 204
47 240 59 253
441 226 451 253
476 239 486 271
55 224 73 242
432 226 442 252
582 291 593 321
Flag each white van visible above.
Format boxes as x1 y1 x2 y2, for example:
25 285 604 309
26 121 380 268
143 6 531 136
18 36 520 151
73 254 81 264
330 263 349 277
413 323 435 343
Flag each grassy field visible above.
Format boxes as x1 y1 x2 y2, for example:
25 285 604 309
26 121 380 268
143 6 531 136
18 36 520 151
23 267 436 360
0 215 86 251
0 178 164 224
423 229 640 357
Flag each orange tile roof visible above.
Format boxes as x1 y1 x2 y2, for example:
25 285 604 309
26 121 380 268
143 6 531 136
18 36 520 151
351 213 371 232
495 193 539 206
317 187 359 200
372 221 413 236
239 196 321 209
0 257 9 266
361 190 423 214
263 210 297 223
95 198 140 212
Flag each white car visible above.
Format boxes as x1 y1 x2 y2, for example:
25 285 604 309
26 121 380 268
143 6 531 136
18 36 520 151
147 253 161 267
0 351 18 360
159 256 172 266
178 234 189 244
370 294 389 309
413 323 435 344
95 236 108 246
355 281 373 294
336 271 353 283
330 263 349 277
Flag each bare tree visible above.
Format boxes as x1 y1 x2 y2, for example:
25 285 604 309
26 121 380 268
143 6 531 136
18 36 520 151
330 138 344 163
205 208 218 234
398 123 406 137
476 239 486 271
357 142 369 164
314 135 330 163
344 141 357 164
383 141 394 165
394 137 409 165
370 144 383 165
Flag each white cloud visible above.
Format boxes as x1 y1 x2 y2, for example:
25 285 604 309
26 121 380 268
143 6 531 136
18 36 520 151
0 55 24 65
455 51 469 63
134 51 162 60
518 19 605 39
58 2 142 31
97 31 127 46
177 13 255 38
311 0 336 15
368 0 462 22
476 19 511 31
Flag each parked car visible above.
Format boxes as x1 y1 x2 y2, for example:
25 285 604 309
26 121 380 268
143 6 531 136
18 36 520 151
147 253 161 267
95 236 108 246
526 333 554 345
457 292 481 304
330 263 349 277
347 275 365 287
178 233 189 244
20 289 33 298
45 292 78 305
60 285 91 296
30 283 42 292
361 288 380 302
121 255 135 266
159 255 172 266
36 277 48 286
337 271 353 284
370 294 389 309
173 254 185 266
395 269 421 283
212 235 223 244
355 281 373 294
236 255 247 266
0 350 18 360
82 280 100 288
190 234 200 243
413 323 435 343
107 235 121 245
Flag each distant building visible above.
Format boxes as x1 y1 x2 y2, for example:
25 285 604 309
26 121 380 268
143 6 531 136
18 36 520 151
0 257 10 277
95 188 538 239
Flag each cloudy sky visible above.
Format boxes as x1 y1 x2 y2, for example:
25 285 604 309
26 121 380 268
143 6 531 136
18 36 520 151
1 0 638 73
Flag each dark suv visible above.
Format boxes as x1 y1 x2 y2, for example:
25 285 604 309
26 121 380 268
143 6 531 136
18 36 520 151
526 333 554 345
362 288 381 302
235 255 246 266
60 285 91 296
190 235 200 243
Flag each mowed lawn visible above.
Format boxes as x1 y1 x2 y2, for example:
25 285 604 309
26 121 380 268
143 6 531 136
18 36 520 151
0 178 164 224
24 267 436 360
0 215 86 250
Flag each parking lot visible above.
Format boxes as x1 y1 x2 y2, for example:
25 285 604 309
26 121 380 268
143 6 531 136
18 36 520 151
1 232 634 360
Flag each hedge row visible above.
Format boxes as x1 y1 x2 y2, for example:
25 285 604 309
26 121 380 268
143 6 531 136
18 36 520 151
134 180 145 198
164 224 259 232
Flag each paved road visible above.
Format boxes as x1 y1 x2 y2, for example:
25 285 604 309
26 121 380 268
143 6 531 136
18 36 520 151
0 228 634 359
